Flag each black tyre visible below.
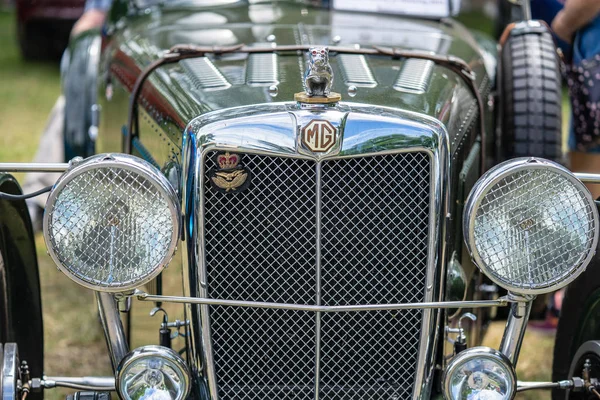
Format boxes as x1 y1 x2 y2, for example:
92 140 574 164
552 253 600 400
63 32 102 161
0 175 43 400
499 28 563 163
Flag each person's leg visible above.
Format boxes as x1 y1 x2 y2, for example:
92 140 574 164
22 95 65 227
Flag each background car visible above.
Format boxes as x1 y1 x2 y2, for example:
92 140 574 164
15 0 84 60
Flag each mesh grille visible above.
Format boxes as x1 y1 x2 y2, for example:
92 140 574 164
203 151 431 399
204 153 317 399
473 168 596 290
319 154 429 399
46 167 174 289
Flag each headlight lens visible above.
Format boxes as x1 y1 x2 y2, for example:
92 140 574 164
43 154 180 292
443 347 516 400
464 158 598 295
117 346 190 400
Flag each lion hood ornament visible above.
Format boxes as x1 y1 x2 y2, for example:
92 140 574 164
295 46 341 104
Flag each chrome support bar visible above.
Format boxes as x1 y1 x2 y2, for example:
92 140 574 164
0 163 69 173
520 0 532 21
96 292 129 371
575 172 600 184
500 296 533 365
42 376 116 391
517 380 573 392
135 291 513 312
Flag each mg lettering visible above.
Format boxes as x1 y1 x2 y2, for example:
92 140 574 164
301 119 337 152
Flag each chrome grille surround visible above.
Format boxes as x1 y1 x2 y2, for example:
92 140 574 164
201 149 432 400
186 103 449 400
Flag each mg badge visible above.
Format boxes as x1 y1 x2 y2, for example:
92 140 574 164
301 120 337 152
209 152 251 193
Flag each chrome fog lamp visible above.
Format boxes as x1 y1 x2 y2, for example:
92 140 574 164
464 158 598 295
443 347 516 400
43 154 180 292
117 345 190 400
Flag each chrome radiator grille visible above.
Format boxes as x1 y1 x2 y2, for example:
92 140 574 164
202 151 431 399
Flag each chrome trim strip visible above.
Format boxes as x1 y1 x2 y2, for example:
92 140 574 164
413 127 448 400
575 172 600 183
314 162 322 400
197 151 219 400
96 292 129 371
180 130 209 394
135 291 512 311
0 163 69 172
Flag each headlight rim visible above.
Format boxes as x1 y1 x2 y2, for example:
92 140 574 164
463 157 599 295
116 345 191 400
442 346 517 400
43 153 181 293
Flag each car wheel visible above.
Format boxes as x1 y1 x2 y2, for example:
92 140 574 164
63 32 101 161
0 176 43 400
562 341 600 400
499 27 563 163
552 254 600 400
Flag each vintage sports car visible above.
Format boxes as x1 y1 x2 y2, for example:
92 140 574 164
2 1 600 400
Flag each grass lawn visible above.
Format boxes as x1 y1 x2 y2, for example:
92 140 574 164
0 7 556 400
0 10 187 400
0 12 61 167
0 11 112 400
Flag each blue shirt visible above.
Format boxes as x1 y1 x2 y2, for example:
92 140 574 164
85 0 112 12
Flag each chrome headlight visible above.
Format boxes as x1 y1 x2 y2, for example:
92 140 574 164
117 346 190 400
443 347 516 400
464 158 598 295
43 154 180 292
